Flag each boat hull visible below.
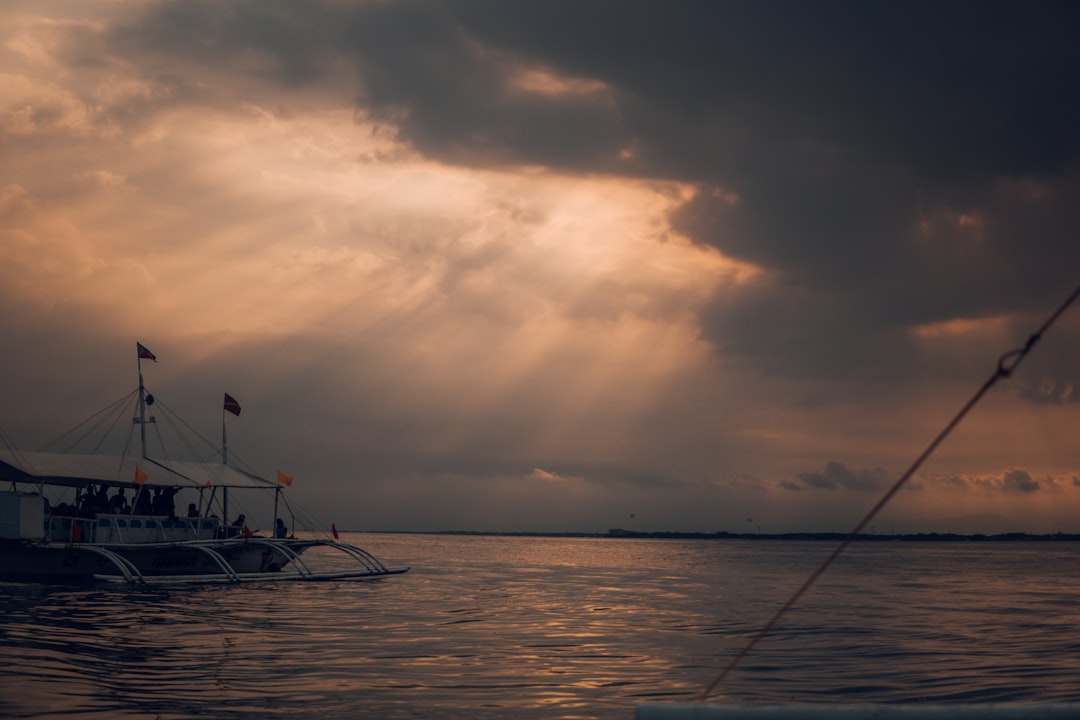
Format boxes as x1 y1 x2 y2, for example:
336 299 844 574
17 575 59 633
0 537 407 584
115 540 302 575
0 538 305 581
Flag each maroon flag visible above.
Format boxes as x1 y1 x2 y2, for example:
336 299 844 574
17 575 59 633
136 342 157 362
331 523 340 540
224 393 242 416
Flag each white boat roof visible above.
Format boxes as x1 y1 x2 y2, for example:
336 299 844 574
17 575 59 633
0 450 278 490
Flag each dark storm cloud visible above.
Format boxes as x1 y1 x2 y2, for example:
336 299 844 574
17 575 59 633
792 461 890 491
106 0 1080 391
1001 468 1040 493
116 2 1080 177
108 0 626 167
918 469 1046 494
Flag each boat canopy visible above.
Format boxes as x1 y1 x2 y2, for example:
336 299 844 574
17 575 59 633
0 450 279 491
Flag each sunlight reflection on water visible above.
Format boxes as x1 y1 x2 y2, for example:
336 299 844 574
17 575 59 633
2 535 1080 718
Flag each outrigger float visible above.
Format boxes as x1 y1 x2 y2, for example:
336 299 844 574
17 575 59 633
0 343 408 585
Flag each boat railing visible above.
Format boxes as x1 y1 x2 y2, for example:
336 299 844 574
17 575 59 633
45 515 94 543
45 513 222 544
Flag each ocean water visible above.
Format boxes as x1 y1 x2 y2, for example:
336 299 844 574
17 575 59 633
2 533 1080 719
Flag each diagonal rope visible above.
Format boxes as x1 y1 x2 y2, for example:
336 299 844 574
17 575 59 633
698 281 1080 701
38 388 138 453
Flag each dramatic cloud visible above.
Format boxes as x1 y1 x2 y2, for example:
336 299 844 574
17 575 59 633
791 462 890 492
3 1 1080 534
1002 469 1041 494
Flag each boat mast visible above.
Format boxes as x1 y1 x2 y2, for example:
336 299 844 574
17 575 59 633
221 398 230 523
138 363 147 457
221 406 229 525
135 343 156 459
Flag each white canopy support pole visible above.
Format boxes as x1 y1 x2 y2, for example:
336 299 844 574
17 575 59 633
273 486 281 534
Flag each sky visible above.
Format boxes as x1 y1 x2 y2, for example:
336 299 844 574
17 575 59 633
3 1 1080 534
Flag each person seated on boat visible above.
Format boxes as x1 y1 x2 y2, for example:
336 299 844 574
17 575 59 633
187 503 199 518
162 486 179 518
150 488 165 515
108 487 129 514
79 485 105 516
78 485 98 514
132 487 152 515
95 485 109 511
229 514 246 538
274 517 288 538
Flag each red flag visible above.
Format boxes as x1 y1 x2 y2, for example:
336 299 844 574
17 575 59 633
136 342 157 362
243 524 253 538
224 393 242 416
71 519 81 542
331 523 339 540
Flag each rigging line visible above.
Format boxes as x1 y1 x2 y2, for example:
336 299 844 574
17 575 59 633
698 281 1080 702
155 401 264 482
89 395 137 455
39 388 138 452
279 494 300 534
0 423 43 493
150 416 173 462
280 494 333 541
152 399 221 461
114 411 137 484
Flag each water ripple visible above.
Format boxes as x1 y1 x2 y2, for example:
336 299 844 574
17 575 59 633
3 537 1080 718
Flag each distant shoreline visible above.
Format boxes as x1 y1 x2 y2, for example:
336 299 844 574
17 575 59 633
362 529 1080 542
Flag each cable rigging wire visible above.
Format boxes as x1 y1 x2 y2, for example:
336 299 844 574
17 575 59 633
38 388 138 454
698 281 1080 702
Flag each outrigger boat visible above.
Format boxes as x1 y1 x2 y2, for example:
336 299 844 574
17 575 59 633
0 343 408 584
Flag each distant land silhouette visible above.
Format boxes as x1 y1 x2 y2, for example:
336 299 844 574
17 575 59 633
371 529 1080 541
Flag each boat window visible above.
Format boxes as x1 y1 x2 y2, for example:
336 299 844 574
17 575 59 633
145 520 157 528
201 520 214 530
98 518 112 527
117 519 128 528
130 520 142 528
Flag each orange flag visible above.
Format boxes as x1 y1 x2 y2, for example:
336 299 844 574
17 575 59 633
134 465 149 485
202 480 211 489
277 470 293 487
